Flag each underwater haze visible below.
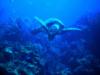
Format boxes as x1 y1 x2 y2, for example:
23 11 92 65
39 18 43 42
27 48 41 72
0 0 100 75
0 0 100 25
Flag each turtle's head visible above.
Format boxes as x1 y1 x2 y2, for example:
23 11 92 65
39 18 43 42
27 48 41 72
46 19 64 34
48 23 60 33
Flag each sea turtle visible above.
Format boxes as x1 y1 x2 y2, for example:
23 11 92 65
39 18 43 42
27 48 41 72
32 16 82 40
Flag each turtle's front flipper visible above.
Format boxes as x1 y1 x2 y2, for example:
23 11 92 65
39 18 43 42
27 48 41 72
34 16 48 32
58 27 82 34
63 27 82 31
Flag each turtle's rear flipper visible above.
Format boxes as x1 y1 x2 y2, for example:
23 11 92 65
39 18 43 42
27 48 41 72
48 34 56 41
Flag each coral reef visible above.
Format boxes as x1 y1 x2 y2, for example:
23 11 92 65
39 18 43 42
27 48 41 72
0 13 100 75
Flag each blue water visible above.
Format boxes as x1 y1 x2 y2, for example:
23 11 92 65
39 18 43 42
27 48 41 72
0 0 100 25
0 0 100 75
